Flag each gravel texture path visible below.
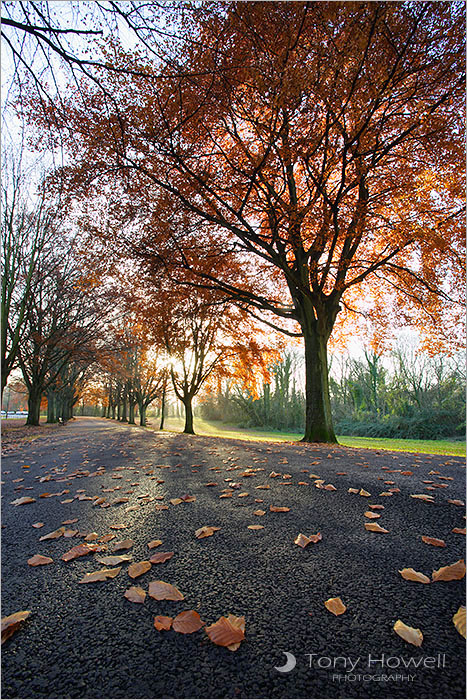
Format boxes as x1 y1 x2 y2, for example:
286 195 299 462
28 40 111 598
1 417 465 699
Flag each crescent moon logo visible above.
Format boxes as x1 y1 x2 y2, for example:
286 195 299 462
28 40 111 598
274 651 297 673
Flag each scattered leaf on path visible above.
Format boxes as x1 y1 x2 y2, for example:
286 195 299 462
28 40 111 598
411 494 434 502
96 554 133 566
10 497 36 506
254 510 266 516
421 536 446 547
247 525 264 530
27 554 53 566
359 489 371 497
154 615 173 631
124 586 146 604
148 580 184 601
39 527 65 541
111 539 134 552
432 559 466 582
172 610 205 634
1 611 31 644
205 615 245 650
294 532 322 547
452 528 466 535
364 512 381 519
364 523 389 533
61 543 98 561
453 606 466 639
147 540 163 549
393 619 423 647
324 597 347 615
32 522 44 529
79 567 121 583
195 526 220 539
149 551 174 564
270 505 290 512
128 561 152 579
398 568 431 584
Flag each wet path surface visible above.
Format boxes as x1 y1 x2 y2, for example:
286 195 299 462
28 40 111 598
1 417 465 698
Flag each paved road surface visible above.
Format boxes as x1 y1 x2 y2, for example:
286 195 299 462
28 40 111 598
1 417 465 698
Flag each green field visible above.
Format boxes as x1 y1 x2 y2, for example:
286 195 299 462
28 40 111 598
149 416 465 457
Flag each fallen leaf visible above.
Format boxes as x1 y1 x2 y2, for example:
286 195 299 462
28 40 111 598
364 511 381 519
154 615 173 631
61 543 98 561
421 536 446 547
147 539 163 549
111 539 134 552
32 522 44 528
149 551 174 564
379 492 394 497
398 568 431 584
84 532 99 542
453 606 466 639
27 554 53 566
369 505 384 510
39 527 66 541
294 532 322 547
124 586 146 604
359 489 371 497
10 497 36 506
324 597 347 616
452 527 466 535
364 523 389 533
172 610 205 634
148 580 184 601
247 525 264 530
393 619 423 647
432 559 466 582
128 561 152 578
253 509 266 516
170 498 183 505
205 615 245 650
1 611 31 644
411 494 434 502
270 505 290 512
109 524 127 529
96 554 133 566
324 484 337 491
79 567 121 583
448 499 465 506
195 526 220 539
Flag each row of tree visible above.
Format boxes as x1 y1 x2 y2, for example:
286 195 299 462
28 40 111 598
200 346 465 440
1 1 464 441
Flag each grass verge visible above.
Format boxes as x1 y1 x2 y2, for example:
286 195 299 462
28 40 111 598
153 416 465 457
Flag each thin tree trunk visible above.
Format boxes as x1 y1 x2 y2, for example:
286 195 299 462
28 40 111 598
101 404 107 417
159 385 166 430
182 397 194 434
47 391 56 423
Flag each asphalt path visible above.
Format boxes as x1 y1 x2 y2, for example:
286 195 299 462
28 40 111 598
1 417 465 699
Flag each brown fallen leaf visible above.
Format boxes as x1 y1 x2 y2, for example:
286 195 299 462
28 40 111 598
253 509 266 516
10 497 36 506
452 527 466 535
247 524 264 530
294 532 322 547
32 522 44 528
172 610 205 634
109 524 127 529
393 619 423 647
128 561 152 579
148 580 184 601
447 499 465 506
147 539 163 549
421 536 446 547
359 489 371 497
364 511 381 519
27 554 53 566
170 498 183 505
410 494 434 502
324 484 337 491
39 527 66 541
63 529 78 538
79 567 121 583
348 488 359 494
379 492 394 497
364 522 389 533
270 505 290 512
453 606 466 639
369 505 384 510
124 586 146 604
96 554 133 566
154 615 173 631
84 532 99 542
111 539 134 552
398 568 431 584
61 543 98 562
1 611 31 644
324 597 347 615
195 526 220 539
432 559 466 582
149 551 174 564
99 533 116 543
205 614 245 650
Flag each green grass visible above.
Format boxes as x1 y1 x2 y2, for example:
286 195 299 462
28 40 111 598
149 416 465 456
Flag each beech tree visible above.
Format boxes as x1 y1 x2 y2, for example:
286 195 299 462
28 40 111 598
28 1 465 442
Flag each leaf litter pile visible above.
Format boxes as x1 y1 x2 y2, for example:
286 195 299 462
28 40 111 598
2 425 466 676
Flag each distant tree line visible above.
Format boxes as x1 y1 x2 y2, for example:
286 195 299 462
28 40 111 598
200 347 465 440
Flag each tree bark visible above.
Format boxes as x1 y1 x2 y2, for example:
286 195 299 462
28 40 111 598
128 402 136 424
121 396 128 422
182 397 194 434
159 385 166 430
139 403 147 426
301 317 337 443
26 389 42 426
46 391 56 423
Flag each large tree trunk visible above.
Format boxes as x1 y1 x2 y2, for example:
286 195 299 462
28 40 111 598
182 397 194 434
46 391 56 423
301 318 337 443
121 396 128 422
26 388 42 426
128 402 136 424
139 403 147 426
